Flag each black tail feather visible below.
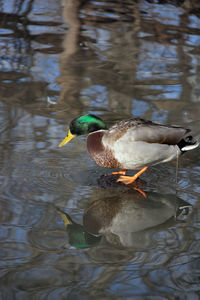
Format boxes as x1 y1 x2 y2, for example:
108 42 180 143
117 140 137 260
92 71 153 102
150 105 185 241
178 135 199 152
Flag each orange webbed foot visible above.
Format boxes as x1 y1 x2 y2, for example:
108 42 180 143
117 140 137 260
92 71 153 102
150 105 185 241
112 169 127 176
117 166 148 185
117 174 138 185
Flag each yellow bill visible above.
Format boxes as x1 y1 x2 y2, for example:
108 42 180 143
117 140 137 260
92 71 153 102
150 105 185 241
59 129 76 147
58 211 72 227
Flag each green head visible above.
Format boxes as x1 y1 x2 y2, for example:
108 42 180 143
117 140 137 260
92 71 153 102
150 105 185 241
59 209 101 249
70 114 107 135
59 114 107 147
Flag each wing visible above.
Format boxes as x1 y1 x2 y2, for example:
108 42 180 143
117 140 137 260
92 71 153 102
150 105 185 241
105 118 190 146
130 123 190 145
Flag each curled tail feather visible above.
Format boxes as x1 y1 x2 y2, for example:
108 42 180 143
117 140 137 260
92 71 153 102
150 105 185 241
178 135 199 152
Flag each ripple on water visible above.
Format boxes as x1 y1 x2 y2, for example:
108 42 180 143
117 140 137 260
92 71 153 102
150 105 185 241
28 229 68 251
1 266 69 292
0 150 75 203
0 242 37 268
148 257 200 296
146 229 200 295
0 197 13 223
0 147 109 210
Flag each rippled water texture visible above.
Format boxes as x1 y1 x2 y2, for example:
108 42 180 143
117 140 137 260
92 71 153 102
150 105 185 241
0 0 200 298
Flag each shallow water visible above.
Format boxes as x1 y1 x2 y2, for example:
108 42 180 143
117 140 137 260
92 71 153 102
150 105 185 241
0 0 200 298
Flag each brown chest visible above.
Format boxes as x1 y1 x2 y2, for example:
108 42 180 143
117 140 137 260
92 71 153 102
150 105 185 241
86 131 121 169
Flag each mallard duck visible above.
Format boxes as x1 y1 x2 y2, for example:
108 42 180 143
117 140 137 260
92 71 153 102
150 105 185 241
59 114 199 184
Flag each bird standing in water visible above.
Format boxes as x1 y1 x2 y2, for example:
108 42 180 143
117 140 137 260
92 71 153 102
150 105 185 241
59 114 199 184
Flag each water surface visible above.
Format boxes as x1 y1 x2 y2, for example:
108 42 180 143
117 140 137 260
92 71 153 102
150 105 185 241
0 0 200 298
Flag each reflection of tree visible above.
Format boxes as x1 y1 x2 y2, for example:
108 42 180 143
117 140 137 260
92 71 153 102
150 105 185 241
57 0 140 115
0 0 62 108
0 0 40 101
58 0 200 119
57 0 84 112
14 0 34 16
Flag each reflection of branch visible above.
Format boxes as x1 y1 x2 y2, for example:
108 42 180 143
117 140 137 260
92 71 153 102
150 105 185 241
57 0 84 107
15 0 34 17
62 0 81 58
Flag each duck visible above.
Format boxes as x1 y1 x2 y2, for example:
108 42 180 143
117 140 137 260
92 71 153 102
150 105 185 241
59 114 199 184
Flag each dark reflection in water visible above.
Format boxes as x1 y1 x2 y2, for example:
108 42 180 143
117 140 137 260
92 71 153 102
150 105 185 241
60 188 191 249
0 0 200 299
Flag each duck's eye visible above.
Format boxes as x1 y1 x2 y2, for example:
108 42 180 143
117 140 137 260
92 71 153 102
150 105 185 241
70 121 78 134
88 123 101 133
71 121 77 127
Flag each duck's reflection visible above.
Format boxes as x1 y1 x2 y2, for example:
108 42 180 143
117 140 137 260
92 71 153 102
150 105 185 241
59 189 191 249
59 210 101 249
